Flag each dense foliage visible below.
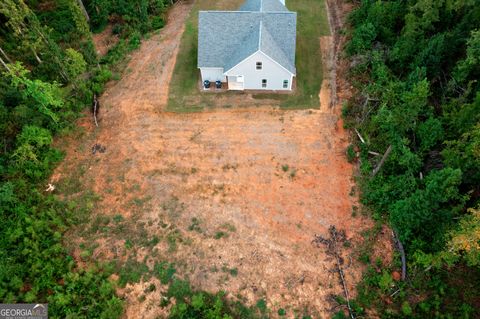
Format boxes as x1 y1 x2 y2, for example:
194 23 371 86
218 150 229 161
343 0 480 317
0 0 171 317
84 0 168 32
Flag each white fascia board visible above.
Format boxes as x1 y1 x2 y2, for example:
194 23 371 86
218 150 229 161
224 50 296 76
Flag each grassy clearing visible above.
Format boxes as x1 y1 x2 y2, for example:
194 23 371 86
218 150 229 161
167 0 244 112
253 0 330 109
167 0 330 112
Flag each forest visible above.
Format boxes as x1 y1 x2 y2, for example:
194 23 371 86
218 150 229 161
343 0 480 317
0 0 479 318
0 0 168 317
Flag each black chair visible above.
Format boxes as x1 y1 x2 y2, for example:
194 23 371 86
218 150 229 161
204 80 210 89
215 80 222 89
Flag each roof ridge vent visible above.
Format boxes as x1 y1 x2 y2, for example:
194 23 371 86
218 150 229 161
258 21 263 48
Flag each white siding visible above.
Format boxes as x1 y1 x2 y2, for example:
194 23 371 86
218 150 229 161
200 68 226 82
225 51 293 90
227 75 244 90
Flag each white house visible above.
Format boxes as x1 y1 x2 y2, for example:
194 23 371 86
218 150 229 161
197 0 296 91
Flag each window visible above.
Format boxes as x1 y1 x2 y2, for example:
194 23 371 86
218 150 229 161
256 62 262 70
283 80 289 88
262 79 267 88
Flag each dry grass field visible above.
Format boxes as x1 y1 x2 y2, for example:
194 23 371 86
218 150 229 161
52 1 381 317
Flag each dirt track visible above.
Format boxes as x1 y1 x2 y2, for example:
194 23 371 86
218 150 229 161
54 1 375 318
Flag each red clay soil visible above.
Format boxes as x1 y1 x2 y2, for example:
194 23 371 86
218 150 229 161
51 1 390 318
92 24 120 57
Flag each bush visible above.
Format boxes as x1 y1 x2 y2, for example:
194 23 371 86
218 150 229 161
154 262 176 284
150 16 165 29
128 31 142 50
346 144 356 163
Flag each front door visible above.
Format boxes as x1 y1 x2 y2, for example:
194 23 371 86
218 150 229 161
227 75 244 90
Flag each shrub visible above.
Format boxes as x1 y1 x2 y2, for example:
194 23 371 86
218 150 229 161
346 144 356 163
150 16 165 29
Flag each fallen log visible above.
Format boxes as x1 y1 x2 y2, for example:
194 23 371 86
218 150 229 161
354 128 365 144
313 227 355 319
372 145 392 177
93 94 99 127
393 229 406 281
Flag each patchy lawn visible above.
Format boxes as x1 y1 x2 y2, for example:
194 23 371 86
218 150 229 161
167 0 330 112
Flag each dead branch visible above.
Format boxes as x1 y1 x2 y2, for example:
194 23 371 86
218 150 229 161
313 226 355 319
93 93 99 127
354 128 365 144
390 288 401 297
392 230 406 281
368 151 380 156
372 145 392 177
336 252 354 319
76 0 90 21
0 46 12 64
32 49 42 64
91 143 106 154
0 46 12 72
0 56 10 72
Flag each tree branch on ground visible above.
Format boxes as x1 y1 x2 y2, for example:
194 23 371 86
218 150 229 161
372 145 392 177
313 226 355 319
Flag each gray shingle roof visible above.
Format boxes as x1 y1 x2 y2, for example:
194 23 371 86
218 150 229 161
198 0 296 74
238 0 261 11
239 0 289 12
223 23 260 72
259 22 295 74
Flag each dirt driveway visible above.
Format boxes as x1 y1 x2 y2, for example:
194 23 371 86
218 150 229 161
54 1 373 318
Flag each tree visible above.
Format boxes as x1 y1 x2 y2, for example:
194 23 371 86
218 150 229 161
453 29 480 87
12 125 52 166
447 206 480 266
3 62 63 123
390 168 464 251
64 48 87 79
443 121 480 187
0 0 45 64
0 0 71 81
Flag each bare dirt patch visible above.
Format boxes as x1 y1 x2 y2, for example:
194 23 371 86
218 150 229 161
53 0 377 318
319 36 334 112
92 24 120 57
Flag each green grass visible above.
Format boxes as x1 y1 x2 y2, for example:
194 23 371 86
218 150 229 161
154 261 177 284
284 0 330 108
167 18 200 113
167 0 330 112
118 258 150 287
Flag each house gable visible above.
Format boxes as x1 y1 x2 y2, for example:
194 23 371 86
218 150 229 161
225 50 293 90
197 5 296 73
197 0 296 90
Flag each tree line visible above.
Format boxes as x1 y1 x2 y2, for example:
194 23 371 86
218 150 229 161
0 0 171 316
343 0 479 317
